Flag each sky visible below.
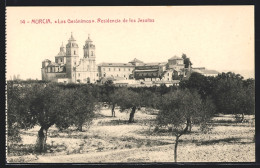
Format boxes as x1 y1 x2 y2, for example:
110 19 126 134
6 6 254 80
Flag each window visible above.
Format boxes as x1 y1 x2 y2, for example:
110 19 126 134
91 51 93 56
74 51 76 55
109 68 110 71
97 73 98 76
119 68 120 71
61 59 62 62
78 73 80 77
104 74 106 77
168 73 169 76
124 75 125 77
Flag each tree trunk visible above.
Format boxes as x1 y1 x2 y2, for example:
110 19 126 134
173 118 190 162
128 106 136 123
187 118 192 133
111 104 115 117
77 125 83 132
35 126 48 153
174 135 179 163
241 113 245 122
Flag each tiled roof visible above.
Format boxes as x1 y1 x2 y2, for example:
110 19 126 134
139 62 168 66
168 55 183 60
129 58 144 63
57 51 66 56
47 62 61 66
42 59 51 62
98 63 134 67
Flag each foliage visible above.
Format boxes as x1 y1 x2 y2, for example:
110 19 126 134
111 87 140 122
69 87 96 131
180 72 255 118
139 89 160 109
113 87 140 111
6 81 98 152
157 89 214 133
156 89 215 162
182 53 192 68
179 72 215 99
213 72 254 116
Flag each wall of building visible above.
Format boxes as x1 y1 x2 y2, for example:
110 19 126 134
99 66 135 79
162 70 173 81
41 68 67 82
55 56 66 64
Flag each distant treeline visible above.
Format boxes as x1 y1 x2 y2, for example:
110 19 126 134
7 71 255 116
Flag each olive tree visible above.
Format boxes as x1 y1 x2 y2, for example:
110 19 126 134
69 87 96 132
111 87 140 123
156 89 215 162
213 72 254 122
100 80 116 117
7 83 97 153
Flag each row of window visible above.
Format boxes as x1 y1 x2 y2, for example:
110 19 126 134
103 68 133 72
56 75 66 77
56 58 63 63
103 74 127 78
47 67 65 73
73 73 99 77
136 73 158 77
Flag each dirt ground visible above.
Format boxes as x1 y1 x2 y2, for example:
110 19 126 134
7 107 255 163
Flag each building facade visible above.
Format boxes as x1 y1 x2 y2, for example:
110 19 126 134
42 33 219 85
41 33 98 83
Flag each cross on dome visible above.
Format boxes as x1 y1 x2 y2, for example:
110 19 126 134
69 32 75 41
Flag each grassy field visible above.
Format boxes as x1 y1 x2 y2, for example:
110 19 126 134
7 107 255 163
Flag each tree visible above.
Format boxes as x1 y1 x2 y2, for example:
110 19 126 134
101 80 116 116
180 72 215 100
66 86 96 132
7 81 31 144
212 72 254 121
28 84 71 152
111 87 140 123
156 89 215 162
7 82 97 153
182 53 192 68
139 89 160 109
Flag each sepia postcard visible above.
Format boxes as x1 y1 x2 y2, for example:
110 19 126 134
6 6 255 163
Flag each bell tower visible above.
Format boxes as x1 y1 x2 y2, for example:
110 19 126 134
66 32 79 81
83 34 96 59
83 34 96 72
